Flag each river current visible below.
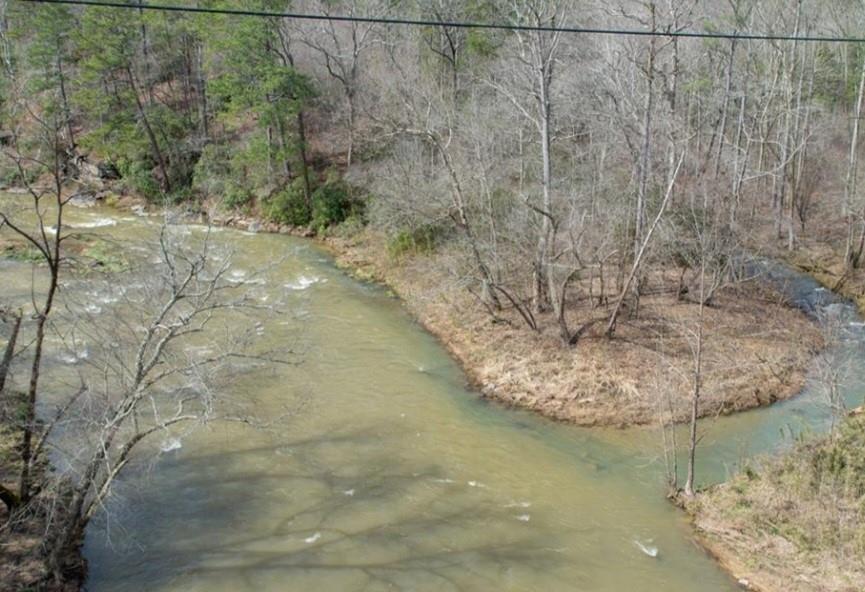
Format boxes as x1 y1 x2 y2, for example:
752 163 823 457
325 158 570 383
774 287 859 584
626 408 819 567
2 199 862 591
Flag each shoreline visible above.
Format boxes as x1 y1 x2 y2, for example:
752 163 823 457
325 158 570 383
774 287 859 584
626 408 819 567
86 193 822 429
0 188 837 592
318 230 822 428
685 413 865 592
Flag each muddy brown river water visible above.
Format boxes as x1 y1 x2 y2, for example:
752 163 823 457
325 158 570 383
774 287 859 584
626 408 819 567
2 198 862 591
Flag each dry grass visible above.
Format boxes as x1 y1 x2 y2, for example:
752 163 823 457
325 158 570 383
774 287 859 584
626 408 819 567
689 416 865 592
327 230 822 427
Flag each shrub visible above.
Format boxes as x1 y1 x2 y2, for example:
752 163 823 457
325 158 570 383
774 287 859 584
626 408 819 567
193 144 232 198
387 223 442 259
117 158 160 201
311 176 360 232
264 179 310 226
328 213 366 238
223 185 253 210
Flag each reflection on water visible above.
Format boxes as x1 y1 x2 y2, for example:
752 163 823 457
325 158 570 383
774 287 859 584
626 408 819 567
2 200 861 591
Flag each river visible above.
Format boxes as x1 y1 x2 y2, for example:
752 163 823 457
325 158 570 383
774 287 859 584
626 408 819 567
2 199 863 591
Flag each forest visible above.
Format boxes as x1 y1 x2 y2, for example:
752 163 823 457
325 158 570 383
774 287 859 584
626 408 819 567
1 1 865 591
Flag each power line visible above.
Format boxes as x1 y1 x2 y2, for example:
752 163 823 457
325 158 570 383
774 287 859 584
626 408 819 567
17 0 865 44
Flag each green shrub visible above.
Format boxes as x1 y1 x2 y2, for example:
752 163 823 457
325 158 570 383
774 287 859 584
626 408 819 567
311 176 359 232
193 144 231 198
223 185 253 210
328 213 366 238
117 158 161 201
264 179 310 226
387 223 442 259
810 418 865 497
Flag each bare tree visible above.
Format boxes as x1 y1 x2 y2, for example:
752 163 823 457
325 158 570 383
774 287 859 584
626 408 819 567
0 95 284 584
0 112 67 508
299 0 384 168
43 224 280 581
487 0 572 314
683 254 706 498
605 150 684 336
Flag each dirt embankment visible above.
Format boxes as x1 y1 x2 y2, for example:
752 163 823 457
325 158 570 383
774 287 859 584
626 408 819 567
323 230 822 428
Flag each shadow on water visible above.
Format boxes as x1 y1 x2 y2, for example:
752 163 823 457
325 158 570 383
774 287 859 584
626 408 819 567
85 425 581 592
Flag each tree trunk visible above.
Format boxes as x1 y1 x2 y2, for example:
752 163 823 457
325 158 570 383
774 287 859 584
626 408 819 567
434 135 502 311
56 51 75 150
127 67 171 194
714 40 737 179
0 311 21 393
195 41 209 142
296 109 312 206
636 16 656 262
606 152 683 337
845 52 865 268
533 62 554 314
684 259 706 498
632 6 657 316
345 88 355 168
19 260 59 504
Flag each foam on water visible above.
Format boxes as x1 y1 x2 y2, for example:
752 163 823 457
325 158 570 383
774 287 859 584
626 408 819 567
73 218 117 229
160 438 182 453
634 539 659 558
58 347 89 365
285 275 321 291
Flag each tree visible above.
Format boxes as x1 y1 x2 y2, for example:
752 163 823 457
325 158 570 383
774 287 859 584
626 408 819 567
0 81 282 584
43 224 277 581
299 0 384 168
0 113 67 508
207 8 316 207
487 0 572 314
76 5 174 195
8 2 79 153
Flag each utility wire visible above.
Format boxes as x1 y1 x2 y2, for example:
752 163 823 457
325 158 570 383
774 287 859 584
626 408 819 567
17 0 865 44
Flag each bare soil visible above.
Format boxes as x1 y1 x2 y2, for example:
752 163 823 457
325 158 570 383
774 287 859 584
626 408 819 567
325 230 822 427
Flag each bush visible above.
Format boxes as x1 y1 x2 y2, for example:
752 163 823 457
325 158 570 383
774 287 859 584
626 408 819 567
328 213 366 238
223 185 253 210
310 176 360 232
193 143 234 199
387 223 442 259
117 158 160 201
264 179 310 226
